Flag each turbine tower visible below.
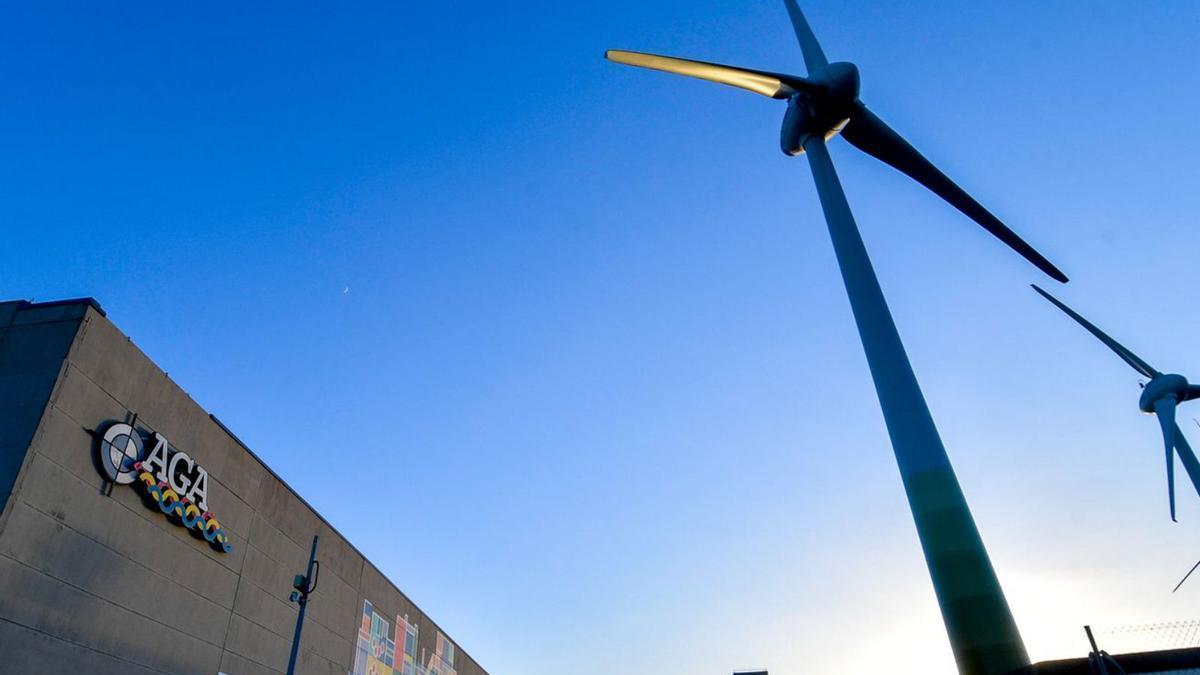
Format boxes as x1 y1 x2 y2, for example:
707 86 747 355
1033 284 1200 521
607 4 1068 673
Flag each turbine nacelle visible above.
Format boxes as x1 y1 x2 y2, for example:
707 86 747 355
780 61 860 156
812 61 860 109
1140 373 1190 414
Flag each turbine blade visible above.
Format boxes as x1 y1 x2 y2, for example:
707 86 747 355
1174 424 1200 502
1174 558 1200 593
1156 397 1179 522
605 50 814 99
841 105 1068 283
1185 386 1200 402
782 0 829 74
1030 284 1161 379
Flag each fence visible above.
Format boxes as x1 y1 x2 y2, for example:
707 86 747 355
1089 621 1200 655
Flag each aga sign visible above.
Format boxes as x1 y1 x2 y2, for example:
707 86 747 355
96 421 231 553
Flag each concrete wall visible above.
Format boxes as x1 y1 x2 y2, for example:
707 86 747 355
0 300 489 675
0 300 90 515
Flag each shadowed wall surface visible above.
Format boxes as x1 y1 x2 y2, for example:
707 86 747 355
0 298 488 675
0 300 91 515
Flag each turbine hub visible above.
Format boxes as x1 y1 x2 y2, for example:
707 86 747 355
779 61 861 156
1140 373 1189 413
813 61 861 111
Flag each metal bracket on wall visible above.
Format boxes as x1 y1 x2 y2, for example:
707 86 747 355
82 426 114 496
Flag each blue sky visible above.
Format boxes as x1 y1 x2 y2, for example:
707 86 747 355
4 1 1200 673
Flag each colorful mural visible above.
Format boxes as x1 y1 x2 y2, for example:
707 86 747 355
351 599 456 675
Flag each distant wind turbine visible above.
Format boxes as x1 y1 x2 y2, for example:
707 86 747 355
607 3 1069 674
1033 284 1200 521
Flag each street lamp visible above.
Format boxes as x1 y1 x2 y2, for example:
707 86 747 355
285 535 320 675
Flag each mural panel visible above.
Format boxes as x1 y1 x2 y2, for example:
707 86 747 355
352 599 457 675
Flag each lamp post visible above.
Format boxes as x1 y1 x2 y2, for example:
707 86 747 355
286 535 320 675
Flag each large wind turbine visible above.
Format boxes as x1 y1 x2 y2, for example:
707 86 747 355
607 4 1069 674
1033 284 1200 521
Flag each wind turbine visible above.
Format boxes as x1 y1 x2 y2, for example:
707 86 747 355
607 3 1069 674
1032 284 1200 521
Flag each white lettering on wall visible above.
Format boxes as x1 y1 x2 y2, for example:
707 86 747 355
134 430 213 512
186 466 209 511
144 433 171 483
168 451 195 496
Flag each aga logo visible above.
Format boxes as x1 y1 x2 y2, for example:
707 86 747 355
95 421 230 553
98 422 144 485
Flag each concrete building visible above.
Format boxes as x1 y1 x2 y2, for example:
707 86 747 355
0 298 489 675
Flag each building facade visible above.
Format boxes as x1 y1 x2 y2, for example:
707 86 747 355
0 298 489 675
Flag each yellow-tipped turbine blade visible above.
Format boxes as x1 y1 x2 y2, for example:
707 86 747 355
605 49 810 100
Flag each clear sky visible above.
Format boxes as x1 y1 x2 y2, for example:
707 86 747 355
4 1 1200 673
